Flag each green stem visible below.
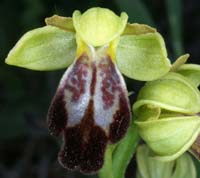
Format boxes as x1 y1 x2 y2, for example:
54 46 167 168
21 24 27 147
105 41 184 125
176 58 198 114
112 122 140 178
98 145 115 178
98 121 140 178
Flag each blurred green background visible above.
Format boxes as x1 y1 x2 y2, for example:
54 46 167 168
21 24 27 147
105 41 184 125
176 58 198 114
0 0 200 177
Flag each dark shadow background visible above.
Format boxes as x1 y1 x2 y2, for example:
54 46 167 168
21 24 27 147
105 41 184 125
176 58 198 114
0 0 200 177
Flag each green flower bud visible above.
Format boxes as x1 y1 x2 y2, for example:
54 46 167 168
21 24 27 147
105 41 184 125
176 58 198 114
136 145 196 178
133 72 200 161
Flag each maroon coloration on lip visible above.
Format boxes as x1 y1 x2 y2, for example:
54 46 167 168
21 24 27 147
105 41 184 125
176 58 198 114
58 99 107 173
90 63 97 95
47 54 89 136
47 91 67 136
99 57 122 109
98 56 131 143
109 93 131 143
64 55 89 102
47 52 131 173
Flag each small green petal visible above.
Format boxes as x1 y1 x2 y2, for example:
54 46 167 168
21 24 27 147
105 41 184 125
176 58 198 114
176 64 200 87
135 104 161 121
116 32 171 81
122 23 156 35
45 15 75 32
134 73 200 114
136 116 200 161
73 7 128 46
5 26 76 71
159 110 186 119
170 54 189 72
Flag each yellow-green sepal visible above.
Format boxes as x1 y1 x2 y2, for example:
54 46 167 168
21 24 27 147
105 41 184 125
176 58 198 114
5 26 76 71
136 145 196 178
73 7 128 47
133 72 200 161
116 32 171 81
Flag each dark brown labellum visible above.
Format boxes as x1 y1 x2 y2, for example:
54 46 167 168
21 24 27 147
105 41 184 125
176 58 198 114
47 51 131 173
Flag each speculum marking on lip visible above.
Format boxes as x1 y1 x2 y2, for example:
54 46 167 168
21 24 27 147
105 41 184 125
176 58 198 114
47 52 131 173
47 54 90 136
99 57 121 109
64 54 89 102
94 55 131 142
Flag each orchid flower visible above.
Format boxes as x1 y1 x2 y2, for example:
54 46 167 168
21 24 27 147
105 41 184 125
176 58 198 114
5 7 170 173
136 145 196 178
133 54 200 162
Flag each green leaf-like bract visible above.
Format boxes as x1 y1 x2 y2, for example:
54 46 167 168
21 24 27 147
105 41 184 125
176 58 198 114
136 116 200 161
5 26 76 71
116 32 171 81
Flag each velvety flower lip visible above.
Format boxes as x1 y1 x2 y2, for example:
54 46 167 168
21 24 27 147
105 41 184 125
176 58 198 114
47 45 131 172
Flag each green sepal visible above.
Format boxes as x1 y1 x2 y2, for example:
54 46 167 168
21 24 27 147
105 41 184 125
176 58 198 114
136 116 200 161
176 64 200 87
116 32 171 81
133 72 200 161
45 15 75 32
134 72 200 114
136 145 196 178
5 26 76 71
136 145 174 178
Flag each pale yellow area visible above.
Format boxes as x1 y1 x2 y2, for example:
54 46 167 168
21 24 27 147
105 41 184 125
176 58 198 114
73 7 128 47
